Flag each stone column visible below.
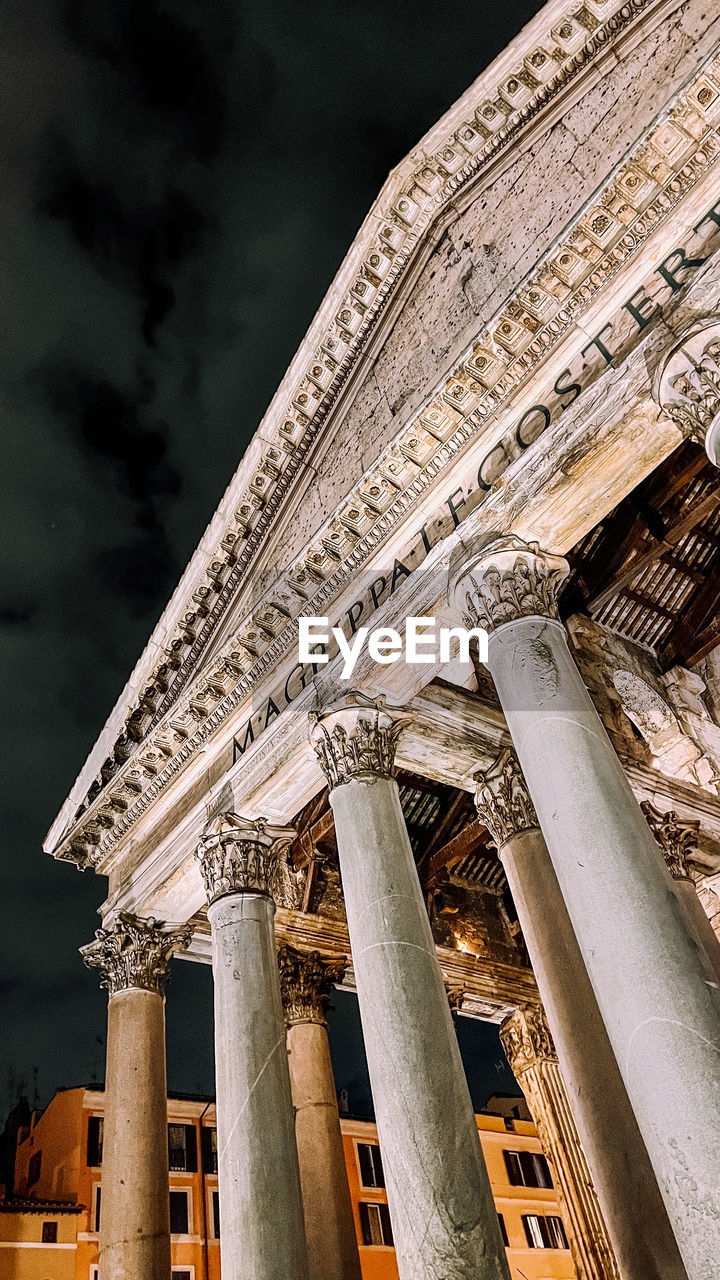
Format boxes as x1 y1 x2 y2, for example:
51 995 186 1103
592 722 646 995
81 912 191 1280
476 749 686 1280
642 802 720 985
499 1007 616 1280
196 814 309 1280
450 534 720 1280
277 945 362 1280
654 318 720 465
311 695 511 1280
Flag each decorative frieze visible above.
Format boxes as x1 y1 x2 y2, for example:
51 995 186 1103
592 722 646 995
311 695 410 789
654 318 720 463
641 800 700 881
474 748 539 847
55 52 720 865
196 812 298 906
80 912 192 996
449 535 569 632
277 945 347 1026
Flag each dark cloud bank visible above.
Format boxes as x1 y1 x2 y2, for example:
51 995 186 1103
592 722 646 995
0 0 542 1113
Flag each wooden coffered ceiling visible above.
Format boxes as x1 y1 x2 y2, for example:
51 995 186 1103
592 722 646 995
562 441 720 671
290 771 502 904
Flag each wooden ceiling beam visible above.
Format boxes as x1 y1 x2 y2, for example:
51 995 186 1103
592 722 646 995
589 488 720 612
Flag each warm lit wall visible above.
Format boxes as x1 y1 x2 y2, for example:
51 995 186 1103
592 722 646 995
0 1210 78 1280
340 1115 576 1280
11 1088 575 1280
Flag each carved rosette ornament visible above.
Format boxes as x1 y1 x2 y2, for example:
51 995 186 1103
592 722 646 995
310 693 411 790
196 812 297 906
500 1005 558 1075
654 318 720 465
80 912 192 996
641 801 700 881
448 535 569 634
277 945 347 1026
474 748 539 848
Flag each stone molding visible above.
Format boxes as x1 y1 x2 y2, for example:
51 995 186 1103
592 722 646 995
277 945 347 1026
311 695 410 789
450 535 569 632
80 912 192 996
474 748 539 847
196 812 297 906
500 1005 558 1072
52 52 720 867
641 800 700 880
654 317 720 462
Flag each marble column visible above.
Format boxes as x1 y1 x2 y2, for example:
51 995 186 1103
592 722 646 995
196 814 309 1280
476 749 687 1280
642 802 720 985
311 695 511 1280
499 1007 616 1280
450 534 720 1280
81 912 191 1280
277 945 362 1280
654 318 720 466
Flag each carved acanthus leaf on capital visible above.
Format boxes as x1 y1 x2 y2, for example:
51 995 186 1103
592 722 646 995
449 536 569 634
641 801 700 881
475 748 538 847
196 812 298 906
80 911 192 996
277 945 347 1025
654 319 720 464
500 1005 558 1075
310 694 411 789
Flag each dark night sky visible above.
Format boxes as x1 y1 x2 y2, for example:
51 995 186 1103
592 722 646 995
0 0 543 1116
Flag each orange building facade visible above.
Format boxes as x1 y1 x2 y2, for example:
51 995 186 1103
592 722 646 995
6 1087 575 1280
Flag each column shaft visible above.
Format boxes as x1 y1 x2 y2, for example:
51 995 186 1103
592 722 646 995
500 829 686 1280
329 772 510 1280
287 1020 362 1280
101 989 171 1280
489 616 720 1279
209 892 308 1280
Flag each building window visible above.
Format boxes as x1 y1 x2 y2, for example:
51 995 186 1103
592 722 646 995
201 1126 218 1174
359 1201 393 1247
522 1213 569 1249
357 1142 385 1188
172 1272 193 1280
93 1186 102 1233
168 1123 198 1172
41 1221 58 1243
212 1190 220 1239
90 1268 99 1280
546 1214 569 1249
170 1190 190 1235
504 1149 553 1188
87 1116 103 1167
497 1213 508 1247
28 1150 42 1187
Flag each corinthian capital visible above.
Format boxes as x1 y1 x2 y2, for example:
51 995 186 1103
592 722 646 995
500 1005 557 1075
448 535 569 633
654 318 720 465
196 812 297 906
80 912 192 996
474 748 538 847
641 801 699 881
277 945 347 1025
310 692 411 789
